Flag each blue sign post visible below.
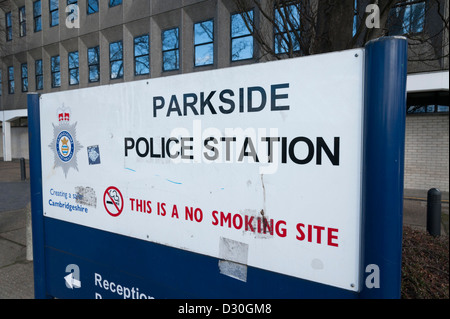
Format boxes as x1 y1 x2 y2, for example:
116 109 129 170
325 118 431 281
27 92 47 299
28 36 407 300
360 36 408 298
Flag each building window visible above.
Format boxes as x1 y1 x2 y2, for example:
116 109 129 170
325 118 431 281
19 6 26 37
8 66 14 94
407 105 449 114
274 3 300 54
194 19 214 66
21 63 28 92
33 1 42 32
68 51 79 85
66 0 78 25
88 46 100 82
389 0 426 35
35 59 43 90
51 55 61 88
110 41 123 79
352 0 359 37
49 0 59 27
134 35 150 75
109 0 122 7
87 0 99 15
162 27 180 71
5 12 12 41
231 11 254 61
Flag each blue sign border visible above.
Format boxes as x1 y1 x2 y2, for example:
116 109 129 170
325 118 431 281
28 36 407 299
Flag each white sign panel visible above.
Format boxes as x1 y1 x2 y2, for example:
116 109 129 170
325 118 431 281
41 49 364 291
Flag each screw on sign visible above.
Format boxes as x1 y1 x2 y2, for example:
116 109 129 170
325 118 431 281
104 186 124 217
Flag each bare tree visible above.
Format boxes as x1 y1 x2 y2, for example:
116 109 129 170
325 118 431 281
232 0 449 70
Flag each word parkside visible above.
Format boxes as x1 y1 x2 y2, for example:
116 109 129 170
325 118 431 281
151 83 291 117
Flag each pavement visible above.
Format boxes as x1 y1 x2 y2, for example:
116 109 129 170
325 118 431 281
0 158 448 299
0 159 33 299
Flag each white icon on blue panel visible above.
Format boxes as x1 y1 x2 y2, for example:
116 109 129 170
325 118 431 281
87 145 101 165
65 264 81 289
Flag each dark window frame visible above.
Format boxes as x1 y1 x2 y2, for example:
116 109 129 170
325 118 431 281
407 104 449 114
230 10 254 62
8 66 15 94
21 63 28 92
5 12 13 41
68 51 79 85
49 0 59 27
87 0 99 15
88 46 100 82
109 0 122 8
66 0 78 25
134 34 150 76
35 59 43 90
51 55 61 88
273 2 301 55
407 91 449 114
109 40 124 79
162 27 180 72
388 0 426 36
33 0 42 32
194 19 214 67
19 6 26 37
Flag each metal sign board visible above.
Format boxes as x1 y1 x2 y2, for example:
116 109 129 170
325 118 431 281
28 36 407 299
40 48 363 292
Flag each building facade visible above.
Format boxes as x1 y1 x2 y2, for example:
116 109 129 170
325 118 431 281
1 0 449 191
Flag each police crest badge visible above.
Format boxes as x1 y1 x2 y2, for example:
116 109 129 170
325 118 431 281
49 105 83 177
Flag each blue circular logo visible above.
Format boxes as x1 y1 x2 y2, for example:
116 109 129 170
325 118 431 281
56 131 74 162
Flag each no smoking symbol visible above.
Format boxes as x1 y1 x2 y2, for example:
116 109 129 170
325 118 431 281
103 186 124 217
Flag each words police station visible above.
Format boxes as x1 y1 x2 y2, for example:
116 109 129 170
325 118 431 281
124 82 340 168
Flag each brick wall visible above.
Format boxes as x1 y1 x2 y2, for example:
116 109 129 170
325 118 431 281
404 114 449 192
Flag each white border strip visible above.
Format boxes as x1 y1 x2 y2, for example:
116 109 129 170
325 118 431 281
406 71 449 93
0 109 28 122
